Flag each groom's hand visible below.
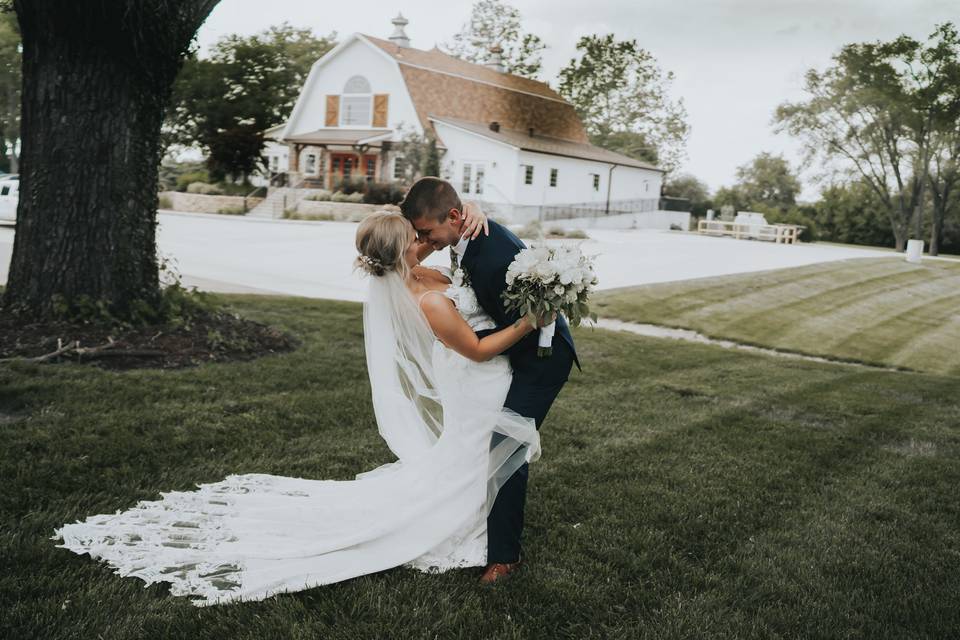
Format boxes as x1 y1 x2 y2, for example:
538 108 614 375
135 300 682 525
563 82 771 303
460 201 490 240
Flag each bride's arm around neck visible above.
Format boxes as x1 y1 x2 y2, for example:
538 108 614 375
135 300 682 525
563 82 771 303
418 292 533 362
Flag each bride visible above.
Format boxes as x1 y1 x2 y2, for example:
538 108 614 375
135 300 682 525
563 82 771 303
53 210 542 606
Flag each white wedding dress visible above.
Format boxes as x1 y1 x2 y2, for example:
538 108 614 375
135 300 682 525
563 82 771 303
53 269 539 606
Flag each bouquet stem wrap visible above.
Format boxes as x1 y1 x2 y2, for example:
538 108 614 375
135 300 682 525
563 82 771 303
538 320 556 357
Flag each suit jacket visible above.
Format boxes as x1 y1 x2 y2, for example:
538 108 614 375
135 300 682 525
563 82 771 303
461 220 579 370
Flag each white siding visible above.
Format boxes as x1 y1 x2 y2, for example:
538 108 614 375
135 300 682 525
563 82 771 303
285 36 423 139
264 139 289 173
434 120 665 221
432 121 520 205
515 150 662 206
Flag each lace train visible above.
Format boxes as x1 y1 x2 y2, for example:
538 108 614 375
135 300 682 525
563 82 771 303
53 273 538 606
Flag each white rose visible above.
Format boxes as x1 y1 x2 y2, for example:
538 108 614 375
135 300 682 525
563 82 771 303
559 268 578 285
535 262 556 282
554 285 565 296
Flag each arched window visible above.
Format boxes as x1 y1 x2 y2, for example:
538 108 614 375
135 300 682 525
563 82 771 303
340 75 372 126
344 75 371 94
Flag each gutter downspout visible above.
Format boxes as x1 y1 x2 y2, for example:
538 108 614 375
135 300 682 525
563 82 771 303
605 164 617 215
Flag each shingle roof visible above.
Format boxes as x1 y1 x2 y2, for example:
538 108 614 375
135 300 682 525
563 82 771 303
431 117 662 171
284 129 392 145
361 35 589 144
363 35 564 101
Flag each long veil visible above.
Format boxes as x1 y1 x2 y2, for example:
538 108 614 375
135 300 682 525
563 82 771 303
359 271 540 513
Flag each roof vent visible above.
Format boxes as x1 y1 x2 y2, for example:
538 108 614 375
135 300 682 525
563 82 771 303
485 45 505 73
389 13 411 48
489 121 500 132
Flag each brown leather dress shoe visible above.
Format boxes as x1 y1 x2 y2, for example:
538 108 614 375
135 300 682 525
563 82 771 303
479 561 522 585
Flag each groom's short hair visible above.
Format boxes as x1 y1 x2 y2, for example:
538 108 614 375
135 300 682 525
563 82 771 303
400 177 462 223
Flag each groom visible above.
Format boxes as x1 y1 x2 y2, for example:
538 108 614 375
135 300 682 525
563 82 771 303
400 177 578 584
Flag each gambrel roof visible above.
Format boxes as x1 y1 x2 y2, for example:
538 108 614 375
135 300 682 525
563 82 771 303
361 35 589 144
282 33 661 171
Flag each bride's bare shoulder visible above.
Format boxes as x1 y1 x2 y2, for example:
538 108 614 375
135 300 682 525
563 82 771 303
412 265 451 284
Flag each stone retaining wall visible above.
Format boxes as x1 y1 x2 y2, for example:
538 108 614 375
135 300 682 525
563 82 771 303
159 191 264 214
293 200 393 221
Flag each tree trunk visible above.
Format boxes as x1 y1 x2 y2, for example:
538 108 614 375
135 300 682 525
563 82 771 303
928 179 954 257
929 210 942 256
3 0 220 320
888 207 908 251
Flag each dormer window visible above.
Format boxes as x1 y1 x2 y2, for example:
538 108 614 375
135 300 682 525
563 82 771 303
340 75 372 127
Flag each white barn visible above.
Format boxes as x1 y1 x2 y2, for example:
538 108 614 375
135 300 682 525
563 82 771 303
264 15 682 226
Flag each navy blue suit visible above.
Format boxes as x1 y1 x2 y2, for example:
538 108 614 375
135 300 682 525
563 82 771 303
462 220 578 563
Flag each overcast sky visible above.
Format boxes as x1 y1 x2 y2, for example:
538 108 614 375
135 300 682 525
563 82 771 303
195 0 958 200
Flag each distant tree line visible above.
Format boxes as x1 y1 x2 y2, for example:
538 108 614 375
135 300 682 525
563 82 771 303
667 23 960 255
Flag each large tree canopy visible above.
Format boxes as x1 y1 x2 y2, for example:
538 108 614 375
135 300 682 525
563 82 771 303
776 22 960 251
168 23 335 182
4 0 220 320
733 152 802 210
662 173 711 216
444 0 545 79
558 34 689 174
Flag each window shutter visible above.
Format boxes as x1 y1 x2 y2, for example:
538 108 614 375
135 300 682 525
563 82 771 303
325 95 340 127
372 94 389 127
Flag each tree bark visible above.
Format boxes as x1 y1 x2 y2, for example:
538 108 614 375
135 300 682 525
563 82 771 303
928 177 955 257
3 0 220 320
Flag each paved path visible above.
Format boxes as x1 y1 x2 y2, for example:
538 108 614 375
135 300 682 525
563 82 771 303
0 211 898 301
594 317 902 372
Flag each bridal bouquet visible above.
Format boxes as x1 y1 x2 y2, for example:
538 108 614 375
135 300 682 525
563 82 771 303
502 244 598 357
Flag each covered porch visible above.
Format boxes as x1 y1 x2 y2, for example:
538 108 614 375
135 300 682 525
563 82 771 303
282 129 395 189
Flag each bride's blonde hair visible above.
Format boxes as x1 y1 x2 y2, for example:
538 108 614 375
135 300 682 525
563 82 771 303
355 211 414 280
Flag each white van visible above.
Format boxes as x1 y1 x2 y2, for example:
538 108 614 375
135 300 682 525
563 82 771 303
0 175 19 223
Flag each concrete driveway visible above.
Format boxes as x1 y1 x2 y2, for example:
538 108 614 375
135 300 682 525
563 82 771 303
0 211 893 301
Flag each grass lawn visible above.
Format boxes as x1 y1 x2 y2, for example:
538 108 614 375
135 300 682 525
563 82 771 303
3 294 960 639
594 257 960 375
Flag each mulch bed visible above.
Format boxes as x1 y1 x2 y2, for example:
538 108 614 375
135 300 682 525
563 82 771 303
0 309 299 370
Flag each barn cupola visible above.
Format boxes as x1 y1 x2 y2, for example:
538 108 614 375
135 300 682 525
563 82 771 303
389 13 411 48
485 45 505 73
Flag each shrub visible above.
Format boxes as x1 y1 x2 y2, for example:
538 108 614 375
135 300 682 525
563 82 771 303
330 191 364 203
186 182 224 195
332 177 367 195
158 195 172 210
214 182 254 196
217 206 246 215
306 190 333 201
565 229 589 239
176 171 210 191
283 210 335 221
362 182 405 205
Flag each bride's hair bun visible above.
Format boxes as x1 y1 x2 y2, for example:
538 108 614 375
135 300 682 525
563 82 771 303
355 212 413 279
355 253 387 276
